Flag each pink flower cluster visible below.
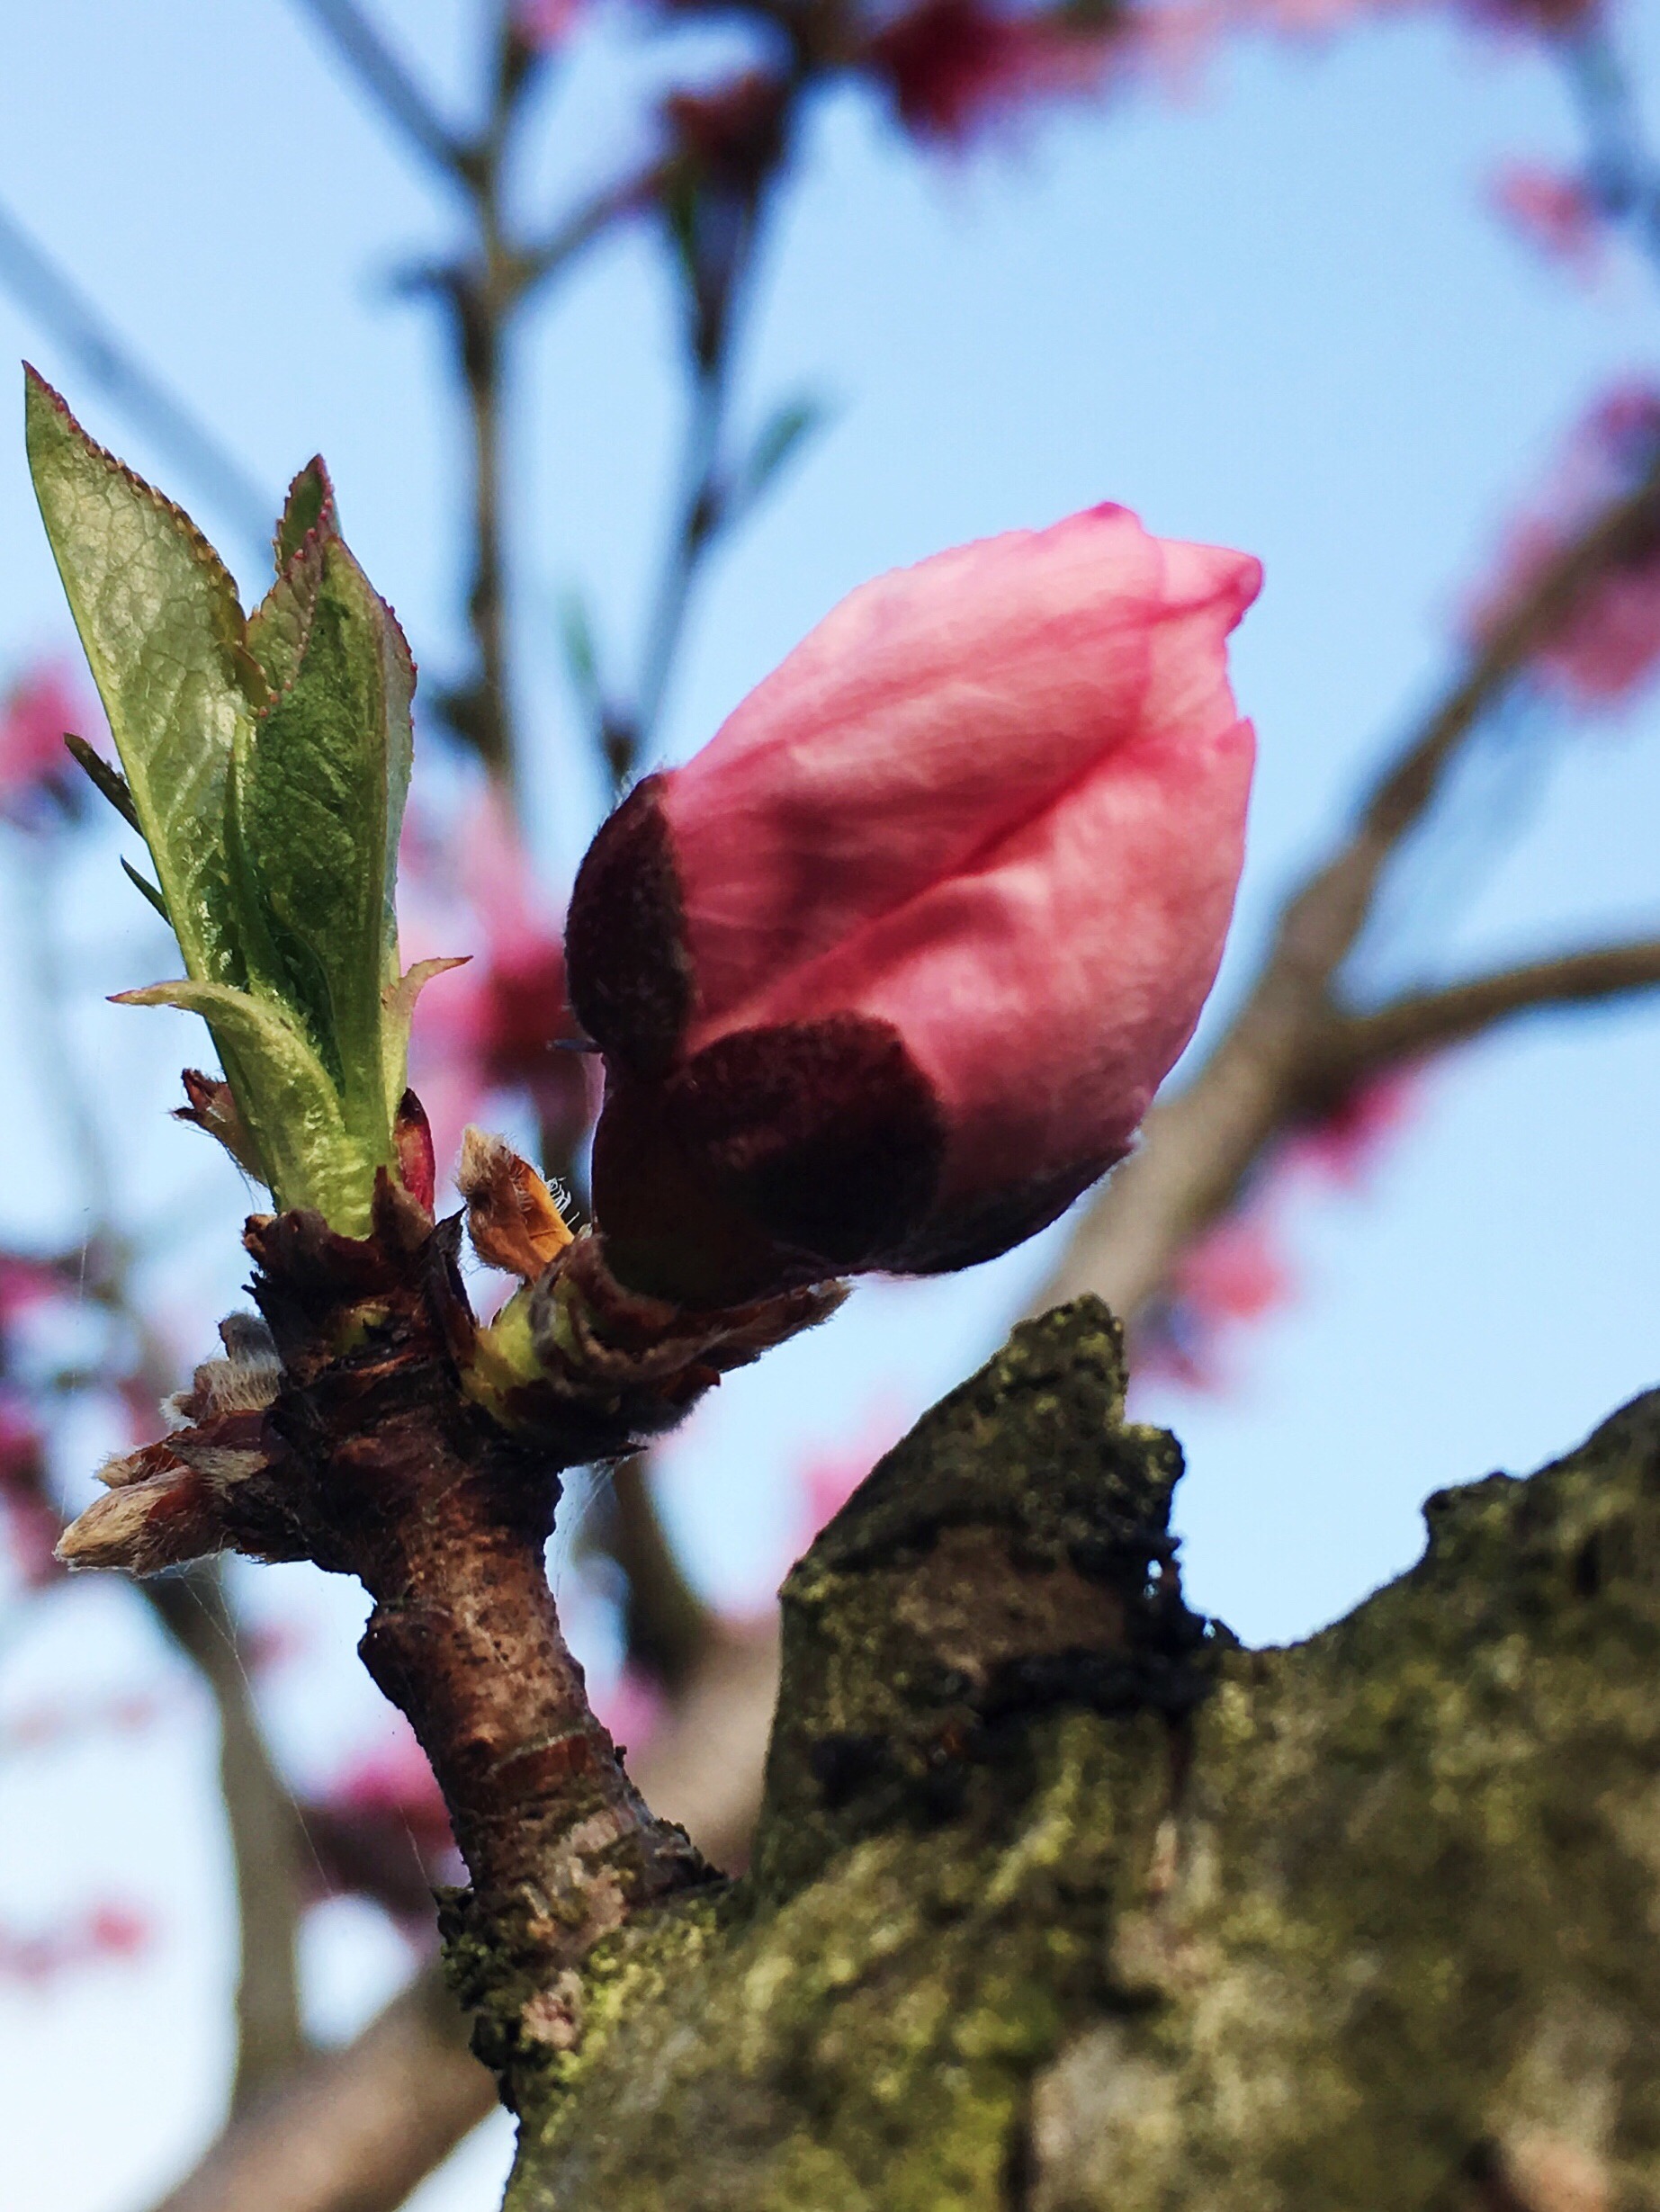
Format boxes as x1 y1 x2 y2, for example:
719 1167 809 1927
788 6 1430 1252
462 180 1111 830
1466 383 1660 712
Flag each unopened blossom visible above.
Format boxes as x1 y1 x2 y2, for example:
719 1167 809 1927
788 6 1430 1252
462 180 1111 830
566 502 1260 1305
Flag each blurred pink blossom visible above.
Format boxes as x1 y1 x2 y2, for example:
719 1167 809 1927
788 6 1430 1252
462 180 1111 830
516 0 583 44
1466 382 1660 711
0 1395 61 1589
1491 165 1606 278
0 661 98 820
0 1254 61 1329
2 1690 163 1755
305 1717 460 1925
0 1901 151 1985
1287 1068 1419 1185
795 1405 910 1545
1135 1206 1289 1389
863 0 1128 143
590 1664 664 1761
1219 0 1598 35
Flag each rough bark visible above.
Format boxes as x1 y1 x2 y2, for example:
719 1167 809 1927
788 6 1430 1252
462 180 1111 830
496 1301 1660 2211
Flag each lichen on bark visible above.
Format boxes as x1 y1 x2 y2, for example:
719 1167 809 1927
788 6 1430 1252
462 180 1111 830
503 1301 1660 2212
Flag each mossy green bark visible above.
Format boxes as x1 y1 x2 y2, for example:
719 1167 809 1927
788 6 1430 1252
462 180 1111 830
503 1299 1660 2211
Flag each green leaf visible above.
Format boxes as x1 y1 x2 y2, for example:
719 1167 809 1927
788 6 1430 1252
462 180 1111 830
230 531 415 1156
112 980 378 1232
247 459 336 700
275 455 333 571
736 396 827 515
557 587 602 705
24 368 255 991
121 856 171 923
381 954 469 1128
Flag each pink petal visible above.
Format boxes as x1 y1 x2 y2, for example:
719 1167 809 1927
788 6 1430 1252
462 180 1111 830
668 505 1258 1043
722 711 1254 1206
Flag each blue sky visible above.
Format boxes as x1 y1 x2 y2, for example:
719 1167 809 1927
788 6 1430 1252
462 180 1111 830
1 3 1658 2206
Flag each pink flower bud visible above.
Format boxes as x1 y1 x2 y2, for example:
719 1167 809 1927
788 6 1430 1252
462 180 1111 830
567 504 1260 1305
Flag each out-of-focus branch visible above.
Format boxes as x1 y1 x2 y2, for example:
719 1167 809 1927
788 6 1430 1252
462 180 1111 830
1035 447 1660 1323
1554 13 1660 275
630 1614 782 1871
144 1566 310 2112
605 92 794 785
286 0 467 185
430 18 542 784
590 1455 713 1694
1315 937 1660 1092
514 166 665 300
0 195 270 558
148 1960 492 2212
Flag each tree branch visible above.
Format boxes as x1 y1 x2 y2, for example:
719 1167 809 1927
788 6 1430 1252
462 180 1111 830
1317 936 1660 1092
513 166 664 300
149 1960 492 2212
286 0 466 186
1033 449 1660 1323
601 126 790 787
426 17 553 785
0 195 271 557
589 1455 714 1695
1553 13 1660 277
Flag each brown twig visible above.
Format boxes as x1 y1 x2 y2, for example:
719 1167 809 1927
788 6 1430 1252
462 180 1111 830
514 166 667 300
430 17 545 785
1034 450 1660 1322
606 90 797 784
212 1200 716 2105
